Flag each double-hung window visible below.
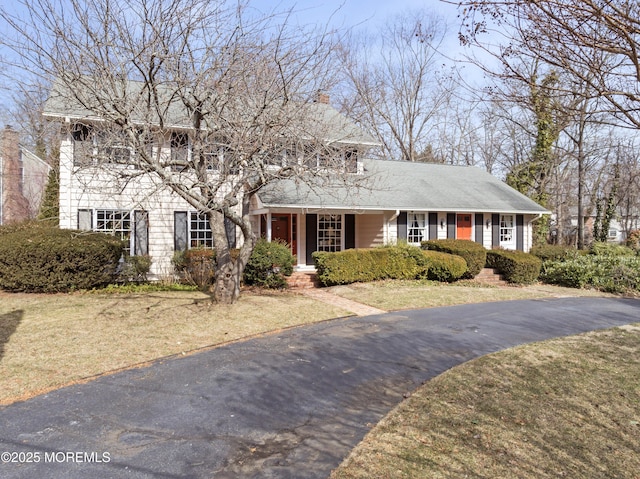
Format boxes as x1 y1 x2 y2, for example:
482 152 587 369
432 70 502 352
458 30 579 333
407 212 426 244
500 215 514 242
170 132 190 171
95 210 132 254
318 214 342 252
190 212 213 248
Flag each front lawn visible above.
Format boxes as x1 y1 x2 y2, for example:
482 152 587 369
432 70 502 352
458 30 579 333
331 325 640 479
0 289 348 404
328 279 613 311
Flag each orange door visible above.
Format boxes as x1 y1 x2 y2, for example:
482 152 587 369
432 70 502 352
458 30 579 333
456 214 473 240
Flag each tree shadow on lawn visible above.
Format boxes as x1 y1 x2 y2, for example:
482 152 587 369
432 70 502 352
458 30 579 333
0 310 23 362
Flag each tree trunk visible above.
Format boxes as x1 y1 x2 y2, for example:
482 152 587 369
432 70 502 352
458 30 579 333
213 259 242 304
209 209 256 304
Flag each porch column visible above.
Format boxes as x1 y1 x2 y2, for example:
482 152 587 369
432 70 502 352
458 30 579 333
266 212 272 242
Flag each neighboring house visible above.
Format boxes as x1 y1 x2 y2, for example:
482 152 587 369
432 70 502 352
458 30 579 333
552 207 638 246
43 92 548 279
0 126 51 225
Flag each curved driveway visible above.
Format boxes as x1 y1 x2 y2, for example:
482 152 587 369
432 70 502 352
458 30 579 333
1 297 639 479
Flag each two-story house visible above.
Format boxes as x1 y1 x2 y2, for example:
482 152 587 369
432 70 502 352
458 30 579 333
43 82 548 279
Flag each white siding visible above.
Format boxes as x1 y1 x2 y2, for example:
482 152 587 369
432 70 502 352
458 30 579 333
59 134 240 279
356 214 384 248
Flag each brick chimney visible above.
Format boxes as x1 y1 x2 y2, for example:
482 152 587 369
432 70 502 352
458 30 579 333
1 125 30 224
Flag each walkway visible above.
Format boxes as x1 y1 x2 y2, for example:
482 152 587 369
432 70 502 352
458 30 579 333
299 288 386 316
1 297 639 479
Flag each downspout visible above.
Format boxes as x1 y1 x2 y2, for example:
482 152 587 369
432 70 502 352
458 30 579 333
388 210 400 245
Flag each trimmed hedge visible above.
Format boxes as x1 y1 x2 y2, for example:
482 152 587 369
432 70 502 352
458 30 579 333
423 250 468 282
421 239 486 278
243 239 294 288
486 249 542 285
313 245 467 286
0 226 123 292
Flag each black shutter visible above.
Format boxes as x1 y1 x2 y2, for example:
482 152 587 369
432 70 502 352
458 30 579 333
428 212 438 240
224 217 237 249
174 211 188 252
516 214 524 251
475 213 484 244
345 214 356 250
447 213 456 239
397 211 407 241
134 210 149 256
305 214 317 265
492 213 500 247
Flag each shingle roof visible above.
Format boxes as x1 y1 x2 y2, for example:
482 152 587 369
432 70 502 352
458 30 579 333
43 77 378 146
258 159 550 214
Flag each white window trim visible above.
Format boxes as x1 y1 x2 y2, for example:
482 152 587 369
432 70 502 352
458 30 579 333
407 211 427 245
189 211 214 249
500 214 516 248
317 213 343 253
94 209 133 253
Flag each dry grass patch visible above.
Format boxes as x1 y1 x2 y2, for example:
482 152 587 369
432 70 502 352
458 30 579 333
331 326 640 479
0 289 348 405
329 280 613 311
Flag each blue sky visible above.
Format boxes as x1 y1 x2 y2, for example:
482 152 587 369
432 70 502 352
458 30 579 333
0 0 472 121
259 0 461 27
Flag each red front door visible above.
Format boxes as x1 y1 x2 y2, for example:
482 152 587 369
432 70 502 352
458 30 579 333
456 214 473 240
270 214 297 256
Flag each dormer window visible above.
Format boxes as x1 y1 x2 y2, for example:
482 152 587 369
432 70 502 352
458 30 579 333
170 132 189 171
71 123 94 166
71 124 138 167
98 130 133 165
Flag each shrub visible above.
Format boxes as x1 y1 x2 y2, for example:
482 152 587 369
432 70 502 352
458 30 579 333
539 258 596 288
0 226 123 292
313 248 419 286
173 248 216 288
243 239 295 288
625 230 640 252
530 244 582 262
486 249 542 285
313 245 467 286
422 239 486 278
589 241 635 257
540 255 640 293
118 254 152 283
422 250 468 282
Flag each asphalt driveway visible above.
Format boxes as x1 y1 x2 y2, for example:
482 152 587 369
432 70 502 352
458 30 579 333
1 297 639 479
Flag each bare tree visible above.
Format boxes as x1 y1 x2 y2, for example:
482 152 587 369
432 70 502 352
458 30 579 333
458 0 640 129
1 0 358 303
338 9 455 162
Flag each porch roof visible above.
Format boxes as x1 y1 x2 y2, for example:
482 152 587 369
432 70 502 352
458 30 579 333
257 159 550 215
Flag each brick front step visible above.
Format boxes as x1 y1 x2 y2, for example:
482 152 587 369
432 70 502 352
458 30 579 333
286 272 319 289
475 268 508 286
